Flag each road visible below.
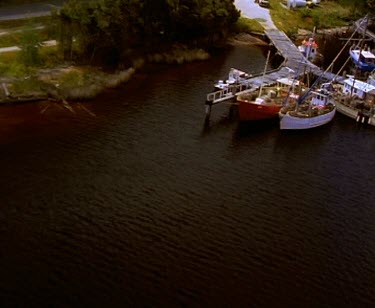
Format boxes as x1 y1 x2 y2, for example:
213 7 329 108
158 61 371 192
234 0 276 30
0 0 64 21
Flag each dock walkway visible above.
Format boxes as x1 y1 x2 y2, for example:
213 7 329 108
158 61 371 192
354 16 375 42
205 29 343 119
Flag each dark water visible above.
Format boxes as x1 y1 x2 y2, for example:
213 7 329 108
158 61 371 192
1 45 375 307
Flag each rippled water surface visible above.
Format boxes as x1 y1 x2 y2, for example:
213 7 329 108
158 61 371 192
1 45 375 307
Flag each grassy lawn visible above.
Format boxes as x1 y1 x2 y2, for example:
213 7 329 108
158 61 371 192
0 27 52 48
269 0 355 35
0 16 54 51
0 50 18 65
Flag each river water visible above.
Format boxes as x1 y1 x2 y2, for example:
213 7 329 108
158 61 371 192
0 45 374 307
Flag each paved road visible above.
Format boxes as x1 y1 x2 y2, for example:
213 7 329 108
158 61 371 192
0 1 64 21
234 0 276 30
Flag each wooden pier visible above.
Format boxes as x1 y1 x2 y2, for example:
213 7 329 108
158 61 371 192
354 15 375 42
204 29 344 121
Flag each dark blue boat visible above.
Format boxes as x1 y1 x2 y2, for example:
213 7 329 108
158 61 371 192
349 48 375 72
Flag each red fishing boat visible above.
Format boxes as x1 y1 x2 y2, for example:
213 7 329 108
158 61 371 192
237 77 302 121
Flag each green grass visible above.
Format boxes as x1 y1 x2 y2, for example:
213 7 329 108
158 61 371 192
0 16 52 30
269 0 355 33
10 78 46 95
0 28 52 48
0 33 19 48
0 50 18 62
235 17 264 34
39 45 62 68
0 45 61 77
0 28 53 48
0 16 55 52
0 61 33 78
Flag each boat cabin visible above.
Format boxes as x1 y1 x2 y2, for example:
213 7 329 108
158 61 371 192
310 90 329 107
350 49 375 71
343 77 375 100
227 68 250 83
298 38 318 61
214 68 251 90
276 77 301 89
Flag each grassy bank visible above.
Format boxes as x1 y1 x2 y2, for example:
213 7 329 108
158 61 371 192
0 42 210 102
269 0 361 36
235 17 265 34
0 6 235 103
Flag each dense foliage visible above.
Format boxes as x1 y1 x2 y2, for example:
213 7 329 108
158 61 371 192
54 0 240 65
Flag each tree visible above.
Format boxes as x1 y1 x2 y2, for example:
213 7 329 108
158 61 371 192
55 0 240 65
18 28 43 66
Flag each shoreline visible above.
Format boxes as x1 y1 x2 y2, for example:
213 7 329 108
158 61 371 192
0 25 354 106
0 34 266 105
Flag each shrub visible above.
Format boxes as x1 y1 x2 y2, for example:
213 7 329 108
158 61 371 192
300 8 312 19
18 28 43 66
2 62 31 77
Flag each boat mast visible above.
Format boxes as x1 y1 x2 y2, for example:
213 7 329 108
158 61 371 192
351 15 369 96
258 49 271 97
298 19 365 104
306 26 316 60
295 59 308 112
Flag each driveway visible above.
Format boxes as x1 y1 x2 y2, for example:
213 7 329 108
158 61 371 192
235 0 276 30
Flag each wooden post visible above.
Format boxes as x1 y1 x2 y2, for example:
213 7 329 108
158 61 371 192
228 104 235 119
205 102 212 122
2 83 9 97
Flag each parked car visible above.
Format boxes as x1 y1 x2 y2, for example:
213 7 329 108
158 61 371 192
259 0 270 7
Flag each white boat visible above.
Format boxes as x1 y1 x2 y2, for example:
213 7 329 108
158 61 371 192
286 0 307 8
333 76 375 126
298 38 317 60
298 36 322 64
285 0 320 8
280 84 336 129
214 68 251 90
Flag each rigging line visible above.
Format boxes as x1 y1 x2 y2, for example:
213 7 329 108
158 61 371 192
283 55 306 106
258 49 271 97
324 16 367 75
298 16 368 103
334 55 352 80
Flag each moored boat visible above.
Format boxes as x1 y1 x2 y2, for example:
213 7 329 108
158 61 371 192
333 76 375 126
279 84 336 130
349 48 375 72
237 77 303 121
286 0 307 8
214 68 251 91
298 36 321 64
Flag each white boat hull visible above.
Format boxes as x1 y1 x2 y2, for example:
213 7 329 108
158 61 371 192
336 101 375 126
280 108 336 129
